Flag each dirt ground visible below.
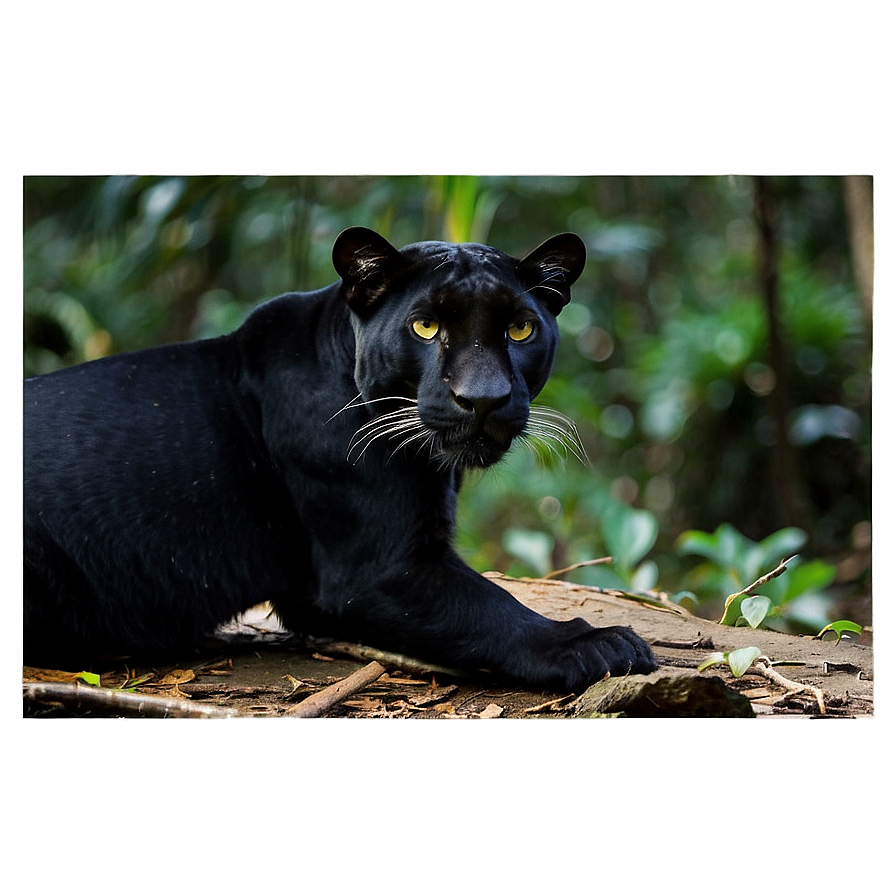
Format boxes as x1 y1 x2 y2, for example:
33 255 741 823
22 573 873 718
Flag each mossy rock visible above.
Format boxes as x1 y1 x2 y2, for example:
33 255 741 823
574 671 754 718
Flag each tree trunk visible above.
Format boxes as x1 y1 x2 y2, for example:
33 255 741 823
753 176 807 530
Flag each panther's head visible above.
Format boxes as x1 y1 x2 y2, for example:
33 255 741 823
332 226 587 470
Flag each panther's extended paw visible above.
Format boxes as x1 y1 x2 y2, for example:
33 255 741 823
582 624 658 676
538 620 658 693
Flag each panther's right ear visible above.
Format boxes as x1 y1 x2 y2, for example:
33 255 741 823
517 232 587 315
332 227 405 313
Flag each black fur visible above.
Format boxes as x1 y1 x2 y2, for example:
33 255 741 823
23 227 656 691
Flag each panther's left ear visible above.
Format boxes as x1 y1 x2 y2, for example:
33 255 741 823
517 233 587 315
333 226 406 313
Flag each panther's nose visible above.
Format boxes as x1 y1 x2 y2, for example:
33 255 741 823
450 379 511 419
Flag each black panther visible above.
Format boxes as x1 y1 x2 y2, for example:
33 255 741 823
23 226 656 692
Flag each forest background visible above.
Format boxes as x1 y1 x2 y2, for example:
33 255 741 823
22 174 873 635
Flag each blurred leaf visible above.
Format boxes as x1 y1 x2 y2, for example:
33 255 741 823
790 404 862 446
631 559 659 591
503 529 554 578
668 590 699 611
764 558 837 605
675 529 721 560
676 523 747 570
755 528 807 574
602 504 658 572
142 177 186 221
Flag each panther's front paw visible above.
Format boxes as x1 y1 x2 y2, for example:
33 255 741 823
594 624 657 675
545 621 657 692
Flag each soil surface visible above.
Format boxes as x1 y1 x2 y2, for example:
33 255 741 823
22 574 873 718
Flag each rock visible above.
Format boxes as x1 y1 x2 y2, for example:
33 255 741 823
574 671 754 718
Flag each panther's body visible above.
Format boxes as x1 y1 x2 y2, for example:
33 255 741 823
23 227 656 691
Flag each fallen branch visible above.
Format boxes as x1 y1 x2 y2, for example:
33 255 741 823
754 658 826 715
286 661 387 718
306 638 468 679
721 555 797 622
652 635 716 650
523 694 577 714
544 557 613 580
730 555 797 602
23 681 241 718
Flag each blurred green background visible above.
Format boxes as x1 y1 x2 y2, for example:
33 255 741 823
22 175 872 633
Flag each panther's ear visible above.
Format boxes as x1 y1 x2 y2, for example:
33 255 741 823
333 226 405 313
517 233 587 315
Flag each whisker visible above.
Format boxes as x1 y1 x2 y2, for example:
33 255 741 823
522 285 566 303
524 427 571 459
532 432 587 466
529 405 578 421
336 395 584 470
344 402 431 464
337 399 419 460
327 393 417 424
351 417 422 447
326 392 364 423
526 417 580 442
388 426 434 462
524 405 589 465
350 423 419 453
519 432 562 463
349 406 420 438
538 431 588 466
348 419 422 463
528 405 583 429
522 268 567 300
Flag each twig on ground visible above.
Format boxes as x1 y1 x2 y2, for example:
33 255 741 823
286 661 387 718
23 681 241 718
728 555 798 602
754 657 826 715
544 557 613 580
721 555 798 622
306 638 468 679
523 694 577 714
652 635 716 650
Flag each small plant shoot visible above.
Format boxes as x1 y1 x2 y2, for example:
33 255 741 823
698 646 762 677
817 620 863 643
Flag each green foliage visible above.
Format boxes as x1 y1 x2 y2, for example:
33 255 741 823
594 502 660 591
740 595 773 629
698 647 762 678
430 175 503 244
677 523 806 594
817 620 863 643
503 529 554 578
454 436 659 589
676 523 838 632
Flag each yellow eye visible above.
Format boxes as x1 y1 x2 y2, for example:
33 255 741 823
411 319 440 340
508 321 534 342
